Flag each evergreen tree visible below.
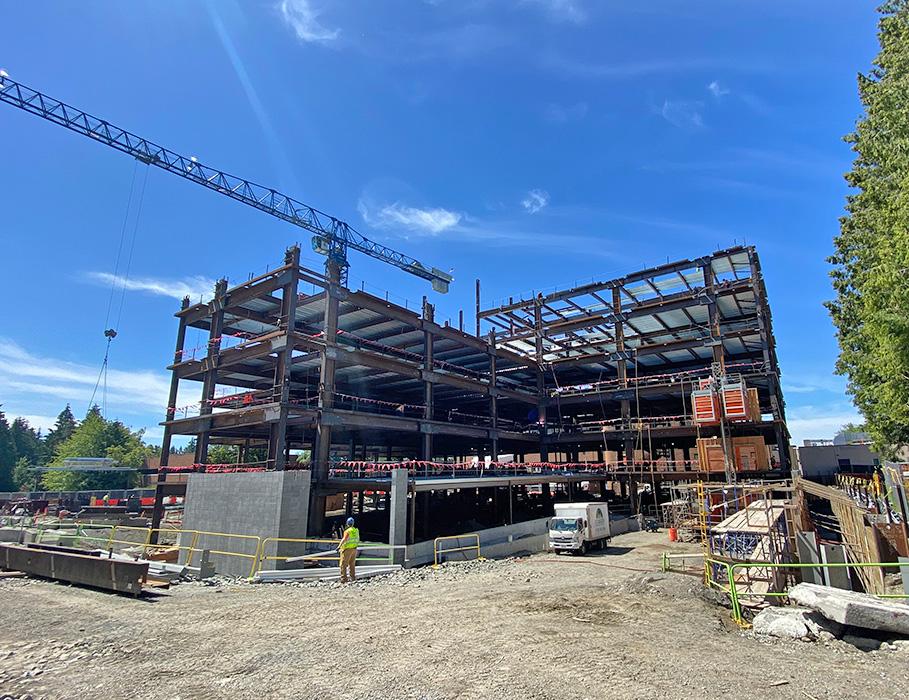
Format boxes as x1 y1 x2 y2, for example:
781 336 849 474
10 417 44 468
0 410 16 491
828 1 909 456
176 438 197 455
44 404 77 455
12 457 37 491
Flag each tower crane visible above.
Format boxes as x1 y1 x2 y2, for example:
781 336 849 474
0 72 453 293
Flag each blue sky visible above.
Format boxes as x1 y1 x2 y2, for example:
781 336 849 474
0 0 879 445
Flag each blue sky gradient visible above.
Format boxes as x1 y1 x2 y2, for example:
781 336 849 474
0 0 879 445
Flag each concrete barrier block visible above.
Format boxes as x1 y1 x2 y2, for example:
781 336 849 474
789 582 909 636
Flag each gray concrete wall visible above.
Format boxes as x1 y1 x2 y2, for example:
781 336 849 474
180 470 311 577
405 514 642 567
406 517 551 567
797 444 880 479
610 515 641 536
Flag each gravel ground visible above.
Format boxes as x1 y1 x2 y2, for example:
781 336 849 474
1 531 907 700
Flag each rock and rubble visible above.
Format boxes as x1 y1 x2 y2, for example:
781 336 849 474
1 532 907 700
751 585 909 653
788 583 909 636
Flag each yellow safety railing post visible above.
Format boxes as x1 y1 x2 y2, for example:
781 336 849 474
254 537 343 576
187 531 201 566
433 533 482 567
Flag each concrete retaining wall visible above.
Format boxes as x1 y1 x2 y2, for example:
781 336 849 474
610 515 641 536
406 517 551 567
180 470 312 577
405 514 641 567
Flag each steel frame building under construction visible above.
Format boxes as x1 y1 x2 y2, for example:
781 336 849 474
154 244 790 541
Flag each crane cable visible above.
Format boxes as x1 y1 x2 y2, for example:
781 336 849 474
88 162 150 415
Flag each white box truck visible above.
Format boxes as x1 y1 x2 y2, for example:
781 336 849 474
548 502 611 554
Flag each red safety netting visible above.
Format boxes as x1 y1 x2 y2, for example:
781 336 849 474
158 462 269 474
158 459 703 478
328 459 700 478
552 361 766 396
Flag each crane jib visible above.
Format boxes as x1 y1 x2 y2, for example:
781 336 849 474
0 74 452 293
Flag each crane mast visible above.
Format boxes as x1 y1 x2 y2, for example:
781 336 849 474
0 73 453 293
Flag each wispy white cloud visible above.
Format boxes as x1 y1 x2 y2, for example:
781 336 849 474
452 219 616 255
737 90 773 117
660 100 704 129
641 147 844 181
544 53 722 80
524 0 587 24
705 80 772 115
707 80 729 98
278 0 339 45
782 374 846 395
83 272 217 303
358 200 462 235
521 189 550 214
358 194 616 255
543 101 588 123
694 175 796 199
0 339 172 414
787 406 863 446
6 414 58 434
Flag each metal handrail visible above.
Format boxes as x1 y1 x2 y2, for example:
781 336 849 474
704 558 909 626
433 533 482 567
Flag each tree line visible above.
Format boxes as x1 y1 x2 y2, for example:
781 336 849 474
0 405 153 492
0 404 279 493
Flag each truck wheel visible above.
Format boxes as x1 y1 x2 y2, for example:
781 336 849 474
579 542 588 555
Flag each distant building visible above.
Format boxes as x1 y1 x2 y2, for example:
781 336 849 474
797 443 881 483
833 430 872 446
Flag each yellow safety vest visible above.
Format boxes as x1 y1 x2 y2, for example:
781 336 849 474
341 527 360 550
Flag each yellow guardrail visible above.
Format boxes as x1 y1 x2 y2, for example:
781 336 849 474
255 537 341 574
253 538 402 575
705 558 909 625
34 522 149 553
433 533 482 567
33 523 262 579
29 521 409 580
184 530 262 578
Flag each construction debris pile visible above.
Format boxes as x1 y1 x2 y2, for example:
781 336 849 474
752 583 909 652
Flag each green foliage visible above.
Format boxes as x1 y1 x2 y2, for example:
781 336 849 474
12 457 37 491
176 438 196 455
10 417 46 467
828 1 909 457
44 405 77 454
0 411 50 490
41 407 152 491
205 444 239 464
0 410 16 491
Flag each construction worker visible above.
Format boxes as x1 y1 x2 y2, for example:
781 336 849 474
337 516 360 583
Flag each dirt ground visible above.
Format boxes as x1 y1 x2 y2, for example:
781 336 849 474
1 531 907 700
